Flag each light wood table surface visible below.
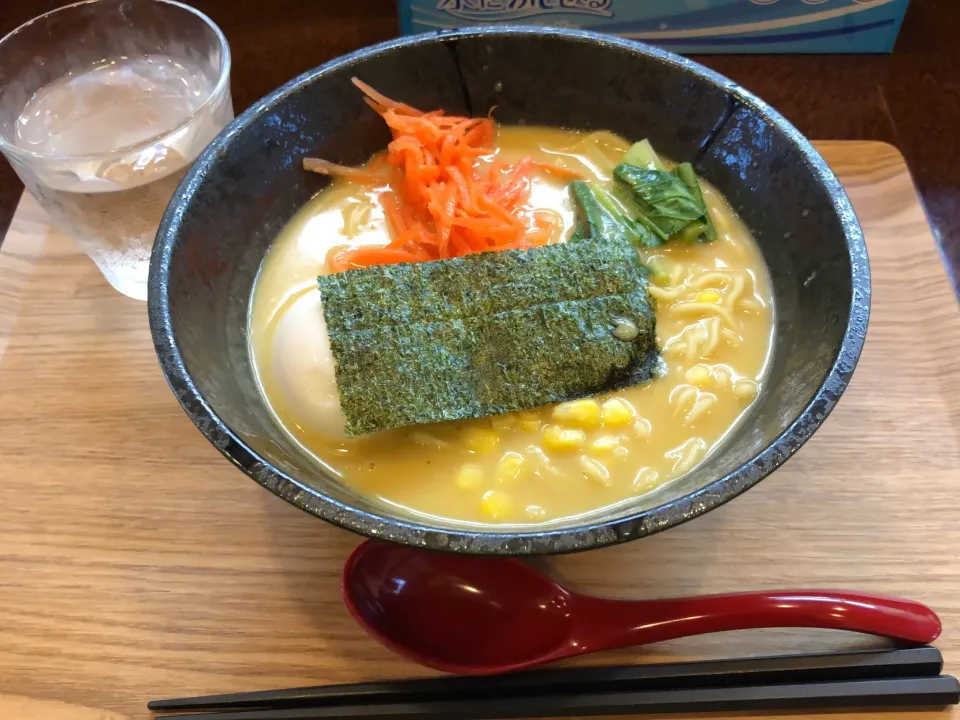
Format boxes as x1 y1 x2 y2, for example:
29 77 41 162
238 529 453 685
0 141 958 719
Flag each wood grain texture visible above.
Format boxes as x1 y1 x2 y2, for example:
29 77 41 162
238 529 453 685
0 142 957 720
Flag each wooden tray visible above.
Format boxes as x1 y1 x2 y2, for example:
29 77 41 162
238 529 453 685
1 141 958 720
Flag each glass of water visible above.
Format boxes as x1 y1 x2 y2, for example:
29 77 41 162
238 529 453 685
0 0 233 300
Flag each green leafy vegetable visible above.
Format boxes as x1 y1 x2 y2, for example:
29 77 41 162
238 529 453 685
569 180 628 243
318 239 658 436
570 180 661 248
623 139 666 171
613 163 705 240
673 162 717 243
613 138 719 244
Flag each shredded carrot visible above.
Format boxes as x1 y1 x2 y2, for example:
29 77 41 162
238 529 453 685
302 157 384 185
350 78 423 117
329 246 422 272
532 161 587 181
314 78 576 271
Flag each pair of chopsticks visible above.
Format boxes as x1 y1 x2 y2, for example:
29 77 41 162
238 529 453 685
149 647 959 719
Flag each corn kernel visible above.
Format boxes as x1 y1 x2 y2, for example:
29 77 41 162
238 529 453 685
454 464 484 490
552 398 602 429
480 490 512 520
542 425 587 452
633 417 652 439
580 455 611 486
632 467 660 493
696 290 721 303
497 452 528 485
600 398 634 427
612 445 630 461
733 378 759 400
590 435 621 456
463 426 500 454
685 364 712 387
526 505 547 520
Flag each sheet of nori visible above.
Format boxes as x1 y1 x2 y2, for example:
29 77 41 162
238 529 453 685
318 238 658 436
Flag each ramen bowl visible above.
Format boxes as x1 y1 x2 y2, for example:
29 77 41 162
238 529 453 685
148 27 869 555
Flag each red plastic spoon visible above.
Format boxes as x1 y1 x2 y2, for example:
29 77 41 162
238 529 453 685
342 540 941 675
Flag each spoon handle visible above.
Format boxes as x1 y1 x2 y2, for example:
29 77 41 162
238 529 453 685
576 590 941 653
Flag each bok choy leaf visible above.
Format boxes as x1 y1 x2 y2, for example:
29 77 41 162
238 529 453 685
613 161 716 244
569 180 661 248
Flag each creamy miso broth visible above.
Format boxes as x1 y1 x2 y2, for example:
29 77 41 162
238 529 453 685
249 126 774 526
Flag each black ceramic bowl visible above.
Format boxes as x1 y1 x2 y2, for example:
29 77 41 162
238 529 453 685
149 27 869 555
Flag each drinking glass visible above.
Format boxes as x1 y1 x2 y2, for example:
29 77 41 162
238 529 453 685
0 0 233 300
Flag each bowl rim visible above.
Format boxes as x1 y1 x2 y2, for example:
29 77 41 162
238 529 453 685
149 25 871 555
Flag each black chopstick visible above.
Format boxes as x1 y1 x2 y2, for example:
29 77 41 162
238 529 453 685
153 676 960 719
150 647 943 713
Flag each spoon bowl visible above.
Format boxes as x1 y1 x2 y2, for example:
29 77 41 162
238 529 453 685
343 541 573 672
343 541 942 675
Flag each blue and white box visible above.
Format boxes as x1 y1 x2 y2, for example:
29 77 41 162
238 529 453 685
398 0 912 54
